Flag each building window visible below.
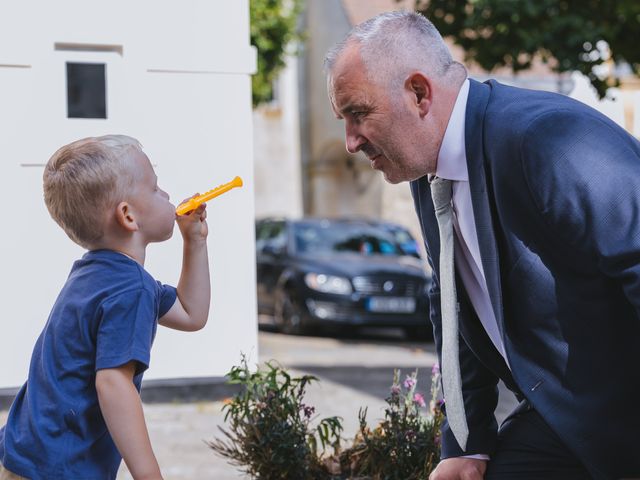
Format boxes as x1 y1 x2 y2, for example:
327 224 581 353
66 62 107 119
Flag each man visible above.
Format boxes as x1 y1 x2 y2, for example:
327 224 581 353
325 11 640 480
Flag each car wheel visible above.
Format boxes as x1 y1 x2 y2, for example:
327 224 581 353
274 288 304 335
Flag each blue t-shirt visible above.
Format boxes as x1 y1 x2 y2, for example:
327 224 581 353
0 249 177 479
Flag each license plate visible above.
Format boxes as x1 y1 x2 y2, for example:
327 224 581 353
367 297 416 313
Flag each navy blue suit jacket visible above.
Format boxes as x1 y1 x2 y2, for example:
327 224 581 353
411 79 640 480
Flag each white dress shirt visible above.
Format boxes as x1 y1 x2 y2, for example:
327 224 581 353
435 79 509 460
435 79 510 366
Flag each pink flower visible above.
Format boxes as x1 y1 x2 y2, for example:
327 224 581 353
413 393 426 408
403 376 416 390
391 384 401 395
300 404 315 419
431 363 440 375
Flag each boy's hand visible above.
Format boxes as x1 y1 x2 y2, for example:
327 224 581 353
176 195 208 243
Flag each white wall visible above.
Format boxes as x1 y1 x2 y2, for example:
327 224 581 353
253 54 303 219
0 0 258 387
569 72 626 128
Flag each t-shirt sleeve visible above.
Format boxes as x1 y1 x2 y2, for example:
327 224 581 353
158 282 177 318
95 288 158 374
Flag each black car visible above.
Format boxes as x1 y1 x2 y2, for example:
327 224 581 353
256 217 432 338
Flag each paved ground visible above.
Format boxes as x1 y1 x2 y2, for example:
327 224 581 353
1 325 518 479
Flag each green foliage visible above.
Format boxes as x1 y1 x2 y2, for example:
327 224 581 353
250 0 303 107
211 358 444 479
339 369 444 480
208 355 342 479
410 0 640 98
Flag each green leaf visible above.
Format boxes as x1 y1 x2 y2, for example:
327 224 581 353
250 0 303 106
410 0 640 98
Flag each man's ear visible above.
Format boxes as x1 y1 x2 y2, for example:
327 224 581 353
405 72 432 118
115 201 139 232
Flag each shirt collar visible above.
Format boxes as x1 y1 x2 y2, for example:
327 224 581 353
435 78 470 182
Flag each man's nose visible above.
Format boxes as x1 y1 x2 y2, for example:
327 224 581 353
345 125 366 154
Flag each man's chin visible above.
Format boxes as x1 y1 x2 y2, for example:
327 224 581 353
381 170 403 185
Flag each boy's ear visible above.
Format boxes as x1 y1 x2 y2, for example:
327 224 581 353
115 201 139 232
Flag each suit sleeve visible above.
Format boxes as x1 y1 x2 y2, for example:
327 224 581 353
521 109 640 317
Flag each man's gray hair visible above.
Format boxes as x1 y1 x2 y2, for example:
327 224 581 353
325 11 464 88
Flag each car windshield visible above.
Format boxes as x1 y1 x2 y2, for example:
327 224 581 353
293 221 403 256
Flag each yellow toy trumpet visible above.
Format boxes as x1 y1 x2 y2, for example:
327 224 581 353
176 176 243 215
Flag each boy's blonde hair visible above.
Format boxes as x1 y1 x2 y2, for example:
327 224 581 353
43 134 143 248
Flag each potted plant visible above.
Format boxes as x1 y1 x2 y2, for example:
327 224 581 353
210 357 443 479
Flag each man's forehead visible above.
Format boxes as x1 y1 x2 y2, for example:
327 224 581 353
331 82 364 107
327 43 370 112
328 65 367 103
329 42 363 82
329 81 360 118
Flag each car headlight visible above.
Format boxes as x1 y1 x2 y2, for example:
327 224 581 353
304 273 353 295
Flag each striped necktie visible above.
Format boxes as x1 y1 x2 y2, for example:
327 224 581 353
431 176 469 451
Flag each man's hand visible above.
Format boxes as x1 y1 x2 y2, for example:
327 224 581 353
429 457 487 480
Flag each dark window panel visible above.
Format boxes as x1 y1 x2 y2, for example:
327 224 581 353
66 62 107 119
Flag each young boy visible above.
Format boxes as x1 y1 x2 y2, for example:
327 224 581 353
0 135 210 480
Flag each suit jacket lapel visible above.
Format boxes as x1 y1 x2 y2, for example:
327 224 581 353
411 135 517 389
465 79 506 340
411 171 516 389
410 176 440 270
